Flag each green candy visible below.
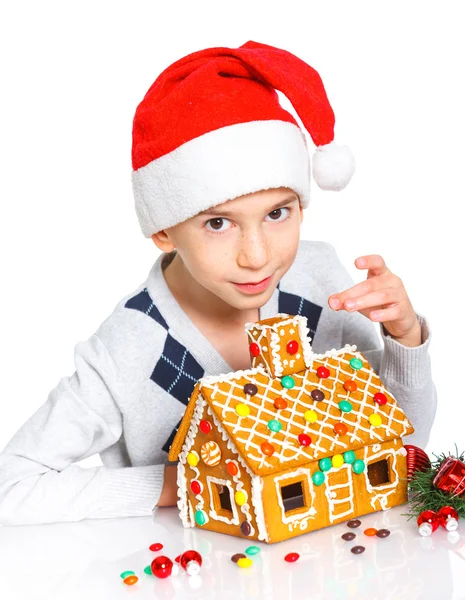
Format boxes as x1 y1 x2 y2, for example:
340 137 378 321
245 545 261 555
144 566 153 575
312 471 326 486
267 419 282 433
195 510 207 525
120 571 135 579
350 358 363 370
339 400 353 413
352 459 365 474
343 450 356 464
319 457 332 472
281 375 295 389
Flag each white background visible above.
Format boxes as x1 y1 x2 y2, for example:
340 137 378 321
0 1 463 463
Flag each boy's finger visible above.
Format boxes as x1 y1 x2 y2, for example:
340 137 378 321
328 276 390 309
338 288 402 312
355 254 388 276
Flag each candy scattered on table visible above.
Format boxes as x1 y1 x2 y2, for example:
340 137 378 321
237 557 253 568
347 519 361 528
341 532 356 541
245 545 260 556
149 542 163 552
351 545 366 555
364 528 378 537
120 570 136 579
122 575 138 585
284 552 300 562
151 556 174 578
231 553 247 563
144 565 152 575
376 529 391 538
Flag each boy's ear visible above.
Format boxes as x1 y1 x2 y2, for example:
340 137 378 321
151 230 176 252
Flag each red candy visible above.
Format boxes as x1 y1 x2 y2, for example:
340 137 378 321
249 343 260 357
334 422 348 436
286 340 299 355
226 461 239 476
151 556 173 578
298 433 312 447
199 419 212 434
284 552 300 562
190 480 202 495
274 397 288 410
316 366 330 378
180 550 202 575
374 392 388 405
149 542 164 552
261 442 275 456
343 380 357 392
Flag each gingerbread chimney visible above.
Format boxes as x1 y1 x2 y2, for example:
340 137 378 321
245 314 314 378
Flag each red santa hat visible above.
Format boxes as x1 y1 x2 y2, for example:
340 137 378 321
132 40 355 237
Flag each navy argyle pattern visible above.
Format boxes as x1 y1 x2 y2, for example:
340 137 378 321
125 285 322 453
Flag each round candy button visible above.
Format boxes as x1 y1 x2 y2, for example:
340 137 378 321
149 542 164 552
376 529 391 538
190 480 202 495
304 410 318 423
249 343 260 357
226 461 239 477
274 397 288 410
187 452 199 467
312 471 325 486
194 510 207 526
351 546 365 555
123 575 138 585
286 340 299 355
311 389 325 401
236 403 250 417
341 532 356 541
316 366 330 378
334 422 348 436
344 380 357 392
343 450 356 464
245 545 260 556
284 552 300 562
237 557 253 568
298 433 312 447
199 419 212 434
231 553 246 563
339 400 353 413
268 419 283 432
352 459 365 474
235 491 247 506
261 442 275 456
369 413 382 427
281 375 295 389
332 454 344 468
347 519 361 528
374 392 388 405
319 457 332 472
240 521 252 536
244 383 258 396
364 528 378 536
350 357 363 370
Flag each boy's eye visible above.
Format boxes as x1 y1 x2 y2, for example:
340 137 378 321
205 217 232 232
266 207 290 222
204 207 291 233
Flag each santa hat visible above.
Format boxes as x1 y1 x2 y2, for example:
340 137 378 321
132 40 355 237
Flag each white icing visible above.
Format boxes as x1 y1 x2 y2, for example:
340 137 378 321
324 463 355 523
397 447 407 456
251 475 268 542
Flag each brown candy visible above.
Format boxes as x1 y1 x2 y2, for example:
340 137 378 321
231 553 246 563
351 545 365 555
347 519 361 528
311 389 325 402
376 529 391 538
240 521 252 536
244 383 258 396
341 532 356 541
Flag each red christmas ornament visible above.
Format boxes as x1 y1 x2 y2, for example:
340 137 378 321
404 445 431 481
298 433 312 447
316 366 330 379
249 343 260 357
433 457 465 497
373 392 388 405
180 550 203 575
417 510 439 536
343 380 357 392
286 340 299 355
437 506 459 531
199 419 212 434
151 555 174 578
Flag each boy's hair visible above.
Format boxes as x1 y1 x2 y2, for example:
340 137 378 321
131 40 355 238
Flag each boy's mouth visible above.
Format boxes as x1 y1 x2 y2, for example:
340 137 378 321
232 275 273 294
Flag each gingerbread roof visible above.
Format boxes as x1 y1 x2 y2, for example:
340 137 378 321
168 315 414 476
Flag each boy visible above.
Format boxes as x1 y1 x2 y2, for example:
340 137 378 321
0 41 436 526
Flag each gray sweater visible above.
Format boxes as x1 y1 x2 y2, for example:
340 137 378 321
0 240 437 526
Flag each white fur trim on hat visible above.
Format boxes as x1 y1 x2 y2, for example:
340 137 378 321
132 120 311 237
312 141 355 191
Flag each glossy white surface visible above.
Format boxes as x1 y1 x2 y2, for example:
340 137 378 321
1 504 465 600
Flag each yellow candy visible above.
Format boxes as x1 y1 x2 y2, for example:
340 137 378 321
237 557 253 568
369 413 382 427
332 454 344 468
235 490 247 506
187 451 199 467
304 410 318 423
236 403 250 417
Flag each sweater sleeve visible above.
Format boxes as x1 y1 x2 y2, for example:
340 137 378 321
328 245 437 450
0 334 166 526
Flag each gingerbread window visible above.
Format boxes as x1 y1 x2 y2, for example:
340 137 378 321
206 476 239 524
281 481 306 512
367 458 390 487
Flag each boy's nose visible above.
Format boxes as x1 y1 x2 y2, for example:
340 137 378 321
236 232 269 270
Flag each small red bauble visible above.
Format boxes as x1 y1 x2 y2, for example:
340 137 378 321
298 433 312 447
190 480 202 495
334 422 348 436
261 442 275 456
151 555 174 578
274 397 288 410
343 380 357 392
286 340 299 355
249 343 260 357
316 366 330 379
373 392 388 405
180 550 203 575
437 506 459 531
199 419 212 434
417 510 439 536
226 461 239 477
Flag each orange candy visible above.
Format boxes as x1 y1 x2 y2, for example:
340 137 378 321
123 575 139 586
334 422 348 436
261 442 275 456
364 528 378 536
344 380 358 392
226 461 239 476
274 397 288 410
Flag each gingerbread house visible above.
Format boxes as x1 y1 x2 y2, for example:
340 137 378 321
168 314 414 544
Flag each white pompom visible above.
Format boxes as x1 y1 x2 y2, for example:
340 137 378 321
312 141 356 191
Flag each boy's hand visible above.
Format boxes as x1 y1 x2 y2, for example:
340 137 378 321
328 254 422 347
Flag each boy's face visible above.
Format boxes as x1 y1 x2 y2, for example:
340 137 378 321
153 187 303 314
